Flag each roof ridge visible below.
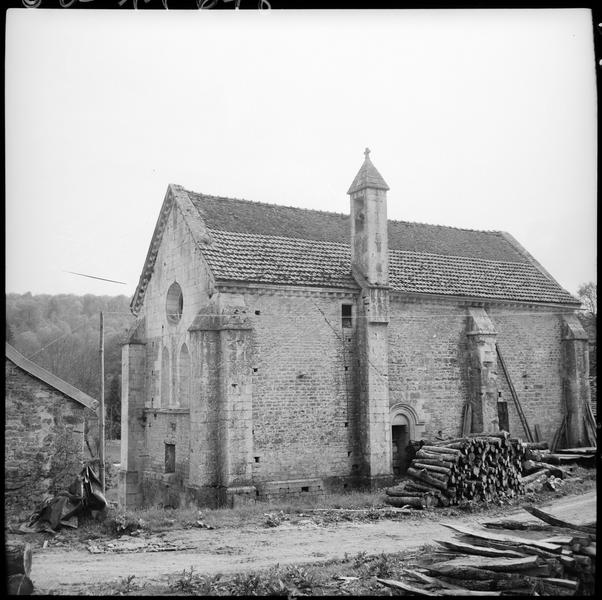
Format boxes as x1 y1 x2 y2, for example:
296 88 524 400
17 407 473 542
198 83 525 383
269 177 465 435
185 187 502 235
186 189 349 220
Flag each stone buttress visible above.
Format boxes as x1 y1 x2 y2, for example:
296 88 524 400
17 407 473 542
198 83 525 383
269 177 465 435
466 307 499 433
188 293 256 506
119 318 147 508
561 313 591 447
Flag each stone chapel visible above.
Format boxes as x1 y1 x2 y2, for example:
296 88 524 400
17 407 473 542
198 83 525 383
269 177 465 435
120 150 591 508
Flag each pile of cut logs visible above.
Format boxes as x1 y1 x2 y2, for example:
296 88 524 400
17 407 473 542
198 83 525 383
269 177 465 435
377 505 596 596
385 434 597 508
385 432 526 508
522 443 596 491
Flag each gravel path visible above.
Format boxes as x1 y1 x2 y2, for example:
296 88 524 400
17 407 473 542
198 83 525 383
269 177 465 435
30 490 596 594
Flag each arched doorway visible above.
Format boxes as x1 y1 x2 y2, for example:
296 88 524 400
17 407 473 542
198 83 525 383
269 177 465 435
389 403 425 476
391 413 411 476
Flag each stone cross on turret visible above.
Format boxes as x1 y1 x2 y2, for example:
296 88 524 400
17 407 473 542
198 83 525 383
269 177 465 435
348 148 389 286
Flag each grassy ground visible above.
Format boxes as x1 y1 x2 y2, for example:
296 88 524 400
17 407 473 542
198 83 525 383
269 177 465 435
15 468 595 595
81 547 435 596
19 465 595 551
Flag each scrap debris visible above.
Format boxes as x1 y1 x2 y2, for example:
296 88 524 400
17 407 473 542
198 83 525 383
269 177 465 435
375 504 596 596
87 537 196 554
18 464 106 534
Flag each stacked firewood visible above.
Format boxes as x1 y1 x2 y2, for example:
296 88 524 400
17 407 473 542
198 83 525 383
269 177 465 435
385 432 525 508
377 506 596 596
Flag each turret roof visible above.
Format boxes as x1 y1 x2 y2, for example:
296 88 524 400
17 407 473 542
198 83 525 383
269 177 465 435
347 148 390 194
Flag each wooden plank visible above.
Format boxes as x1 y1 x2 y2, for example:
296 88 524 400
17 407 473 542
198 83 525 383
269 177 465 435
522 505 597 534
541 578 578 590
539 535 575 545
401 569 466 590
434 539 526 558
555 447 596 454
426 555 540 572
421 445 462 456
376 578 438 596
482 519 552 531
403 569 502 596
462 403 472 436
425 563 529 583
496 344 534 442
541 453 594 465
441 522 563 553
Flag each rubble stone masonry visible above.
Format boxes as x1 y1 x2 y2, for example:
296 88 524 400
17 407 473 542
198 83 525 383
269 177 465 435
5 360 94 518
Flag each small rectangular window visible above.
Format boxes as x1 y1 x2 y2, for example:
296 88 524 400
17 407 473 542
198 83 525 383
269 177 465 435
165 443 176 473
342 304 353 328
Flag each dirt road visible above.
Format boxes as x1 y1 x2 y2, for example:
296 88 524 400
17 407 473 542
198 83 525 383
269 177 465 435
31 490 596 594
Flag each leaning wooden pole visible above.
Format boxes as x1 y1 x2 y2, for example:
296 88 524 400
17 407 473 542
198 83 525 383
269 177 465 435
99 311 106 494
496 345 534 442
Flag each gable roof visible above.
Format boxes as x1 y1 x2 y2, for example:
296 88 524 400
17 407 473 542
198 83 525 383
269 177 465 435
131 185 579 313
6 344 98 411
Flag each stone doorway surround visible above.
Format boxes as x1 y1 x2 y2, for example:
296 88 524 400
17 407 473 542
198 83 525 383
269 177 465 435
389 403 426 474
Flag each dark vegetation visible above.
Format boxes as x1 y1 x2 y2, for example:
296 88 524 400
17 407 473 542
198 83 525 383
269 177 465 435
577 282 597 416
6 293 135 439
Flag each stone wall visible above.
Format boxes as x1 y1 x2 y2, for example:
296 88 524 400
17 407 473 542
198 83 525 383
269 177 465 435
387 298 567 445
124 193 216 506
242 289 360 493
490 306 564 443
5 359 93 518
388 297 469 439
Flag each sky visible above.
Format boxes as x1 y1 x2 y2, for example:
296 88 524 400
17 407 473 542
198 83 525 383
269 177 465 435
5 8 597 300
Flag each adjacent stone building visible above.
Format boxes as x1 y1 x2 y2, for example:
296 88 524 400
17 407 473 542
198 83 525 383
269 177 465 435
120 150 591 509
5 343 98 518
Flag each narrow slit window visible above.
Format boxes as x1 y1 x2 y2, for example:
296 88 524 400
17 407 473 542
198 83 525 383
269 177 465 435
342 304 353 328
165 443 176 474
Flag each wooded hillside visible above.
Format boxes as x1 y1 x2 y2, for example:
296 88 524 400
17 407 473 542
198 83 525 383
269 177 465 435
6 293 135 438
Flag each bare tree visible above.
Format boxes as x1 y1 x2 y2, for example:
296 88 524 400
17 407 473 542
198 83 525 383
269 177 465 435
577 282 597 317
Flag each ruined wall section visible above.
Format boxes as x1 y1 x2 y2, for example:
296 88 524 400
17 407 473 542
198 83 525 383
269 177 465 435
5 360 92 518
240 289 360 497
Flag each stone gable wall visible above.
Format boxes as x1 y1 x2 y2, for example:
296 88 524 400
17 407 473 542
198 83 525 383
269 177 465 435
5 360 93 518
136 200 213 503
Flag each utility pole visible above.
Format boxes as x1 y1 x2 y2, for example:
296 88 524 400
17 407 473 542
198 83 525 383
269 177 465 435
99 311 106 494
